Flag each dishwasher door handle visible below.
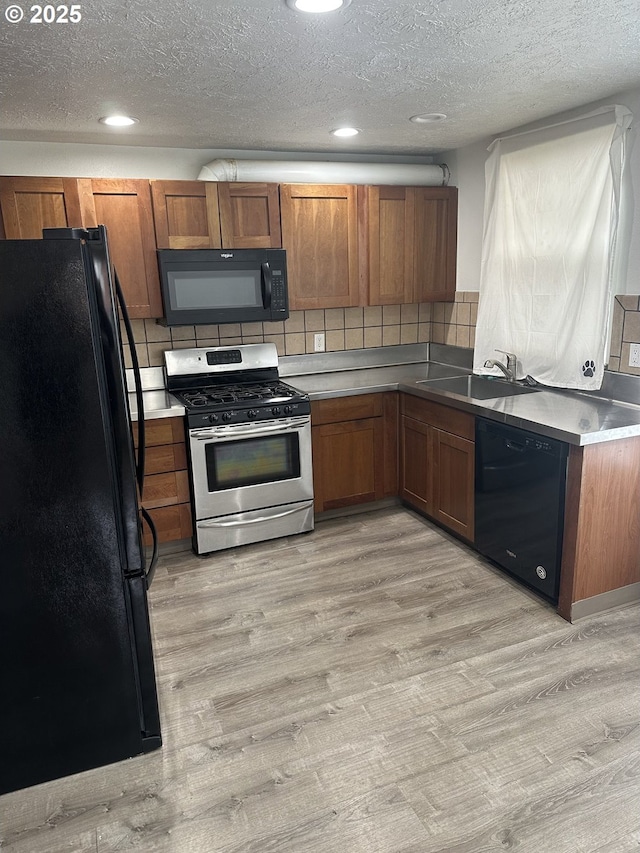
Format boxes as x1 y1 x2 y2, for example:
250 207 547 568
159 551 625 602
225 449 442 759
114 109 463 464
505 440 525 452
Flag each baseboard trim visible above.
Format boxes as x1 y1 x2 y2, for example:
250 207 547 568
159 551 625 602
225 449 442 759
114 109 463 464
315 497 400 522
145 537 192 559
570 582 640 621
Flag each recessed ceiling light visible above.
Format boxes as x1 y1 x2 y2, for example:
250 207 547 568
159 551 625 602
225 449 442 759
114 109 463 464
99 115 138 127
409 113 447 124
285 0 351 13
331 127 360 137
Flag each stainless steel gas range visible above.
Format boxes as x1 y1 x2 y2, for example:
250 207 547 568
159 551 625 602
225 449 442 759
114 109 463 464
165 344 314 554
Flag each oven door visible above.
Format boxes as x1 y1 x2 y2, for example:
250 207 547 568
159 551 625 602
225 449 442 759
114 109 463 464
189 416 313 520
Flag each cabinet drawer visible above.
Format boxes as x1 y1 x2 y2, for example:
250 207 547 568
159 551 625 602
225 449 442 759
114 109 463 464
133 417 185 447
311 393 383 425
142 503 192 545
143 470 190 509
145 442 187 475
400 394 474 440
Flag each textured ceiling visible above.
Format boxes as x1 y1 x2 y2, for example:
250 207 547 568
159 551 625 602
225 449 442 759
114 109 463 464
1 0 639 154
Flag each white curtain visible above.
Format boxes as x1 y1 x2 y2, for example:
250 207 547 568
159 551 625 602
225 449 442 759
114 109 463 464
474 106 632 390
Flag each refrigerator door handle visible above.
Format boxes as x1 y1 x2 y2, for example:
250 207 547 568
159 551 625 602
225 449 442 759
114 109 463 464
114 267 159 586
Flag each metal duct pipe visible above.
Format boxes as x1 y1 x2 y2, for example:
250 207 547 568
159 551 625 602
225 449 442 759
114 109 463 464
197 159 449 186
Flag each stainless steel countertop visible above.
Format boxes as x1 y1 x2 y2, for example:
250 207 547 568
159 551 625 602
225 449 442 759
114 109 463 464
288 363 640 446
129 389 185 421
396 377 640 446
129 352 640 445
289 361 468 399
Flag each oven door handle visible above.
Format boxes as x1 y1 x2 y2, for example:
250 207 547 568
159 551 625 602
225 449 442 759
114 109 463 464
199 504 311 527
191 417 310 440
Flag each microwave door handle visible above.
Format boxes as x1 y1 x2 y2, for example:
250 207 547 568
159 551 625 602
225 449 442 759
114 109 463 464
261 262 272 308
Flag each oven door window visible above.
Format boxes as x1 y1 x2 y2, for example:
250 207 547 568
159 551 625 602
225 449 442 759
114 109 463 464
205 433 301 491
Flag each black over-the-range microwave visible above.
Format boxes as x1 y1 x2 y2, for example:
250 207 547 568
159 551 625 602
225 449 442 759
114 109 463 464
157 248 289 326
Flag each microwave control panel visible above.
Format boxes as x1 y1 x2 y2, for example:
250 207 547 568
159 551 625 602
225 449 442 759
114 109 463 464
271 269 287 313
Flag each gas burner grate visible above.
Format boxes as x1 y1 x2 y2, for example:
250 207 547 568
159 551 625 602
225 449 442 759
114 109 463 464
175 380 307 413
181 392 210 407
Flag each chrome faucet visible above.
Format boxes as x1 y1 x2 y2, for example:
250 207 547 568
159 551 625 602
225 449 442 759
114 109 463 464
484 349 517 382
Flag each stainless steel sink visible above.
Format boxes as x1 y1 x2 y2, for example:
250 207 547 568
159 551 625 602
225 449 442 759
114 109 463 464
416 375 540 400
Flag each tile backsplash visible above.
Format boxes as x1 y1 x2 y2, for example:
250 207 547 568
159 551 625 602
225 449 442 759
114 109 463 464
608 295 640 376
123 303 433 368
123 291 640 377
430 291 479 349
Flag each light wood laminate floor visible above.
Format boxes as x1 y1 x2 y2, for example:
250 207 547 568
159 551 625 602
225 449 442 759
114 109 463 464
1 507 639 852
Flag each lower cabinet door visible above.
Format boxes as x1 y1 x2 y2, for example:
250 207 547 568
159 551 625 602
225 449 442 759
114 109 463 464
432 428 474 541
400 412 475 542
400 415 431 516
312 417 384 512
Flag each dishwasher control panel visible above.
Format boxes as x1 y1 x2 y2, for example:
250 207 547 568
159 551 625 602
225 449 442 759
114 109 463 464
526 436 554 452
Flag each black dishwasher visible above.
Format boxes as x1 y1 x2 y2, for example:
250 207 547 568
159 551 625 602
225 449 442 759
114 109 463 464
475 418 568 602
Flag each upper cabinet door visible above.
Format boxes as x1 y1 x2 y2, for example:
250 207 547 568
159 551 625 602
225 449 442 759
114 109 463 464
0 176 84 238
280 183 359 310
218 182 281 248
413 187 458 303
367 186 415 305
150 180 222 249
367 185 458 305
79 179 163 319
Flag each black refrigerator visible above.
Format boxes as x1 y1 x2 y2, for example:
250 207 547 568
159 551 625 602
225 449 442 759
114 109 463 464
0 227 161 796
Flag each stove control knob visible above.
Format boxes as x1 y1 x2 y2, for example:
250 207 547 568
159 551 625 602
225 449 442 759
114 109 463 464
222 412 233 423
208 413 219 424
284 405 293 416
271 406 281 417
247 409 258 419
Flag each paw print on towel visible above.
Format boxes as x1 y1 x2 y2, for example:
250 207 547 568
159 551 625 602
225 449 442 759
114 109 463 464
582 359 596 378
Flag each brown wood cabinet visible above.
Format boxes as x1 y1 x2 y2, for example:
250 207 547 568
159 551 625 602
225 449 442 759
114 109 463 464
0 176 163 319
1 176 457 316
281 183 360 310
413 187 458 302
400 393 474 541
0 176 85 237
150 180 281 250
366 185 415 305
431 426 474 539
78 178 163 318
401 413 431 515
366 185 458 305
150 180 221 249
311 392 397 512
559 436 640 620
133 417 193 545
218 182 282 248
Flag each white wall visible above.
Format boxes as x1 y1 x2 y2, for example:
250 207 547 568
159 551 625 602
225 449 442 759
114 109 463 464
448 85 640 295
0 141 437 181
